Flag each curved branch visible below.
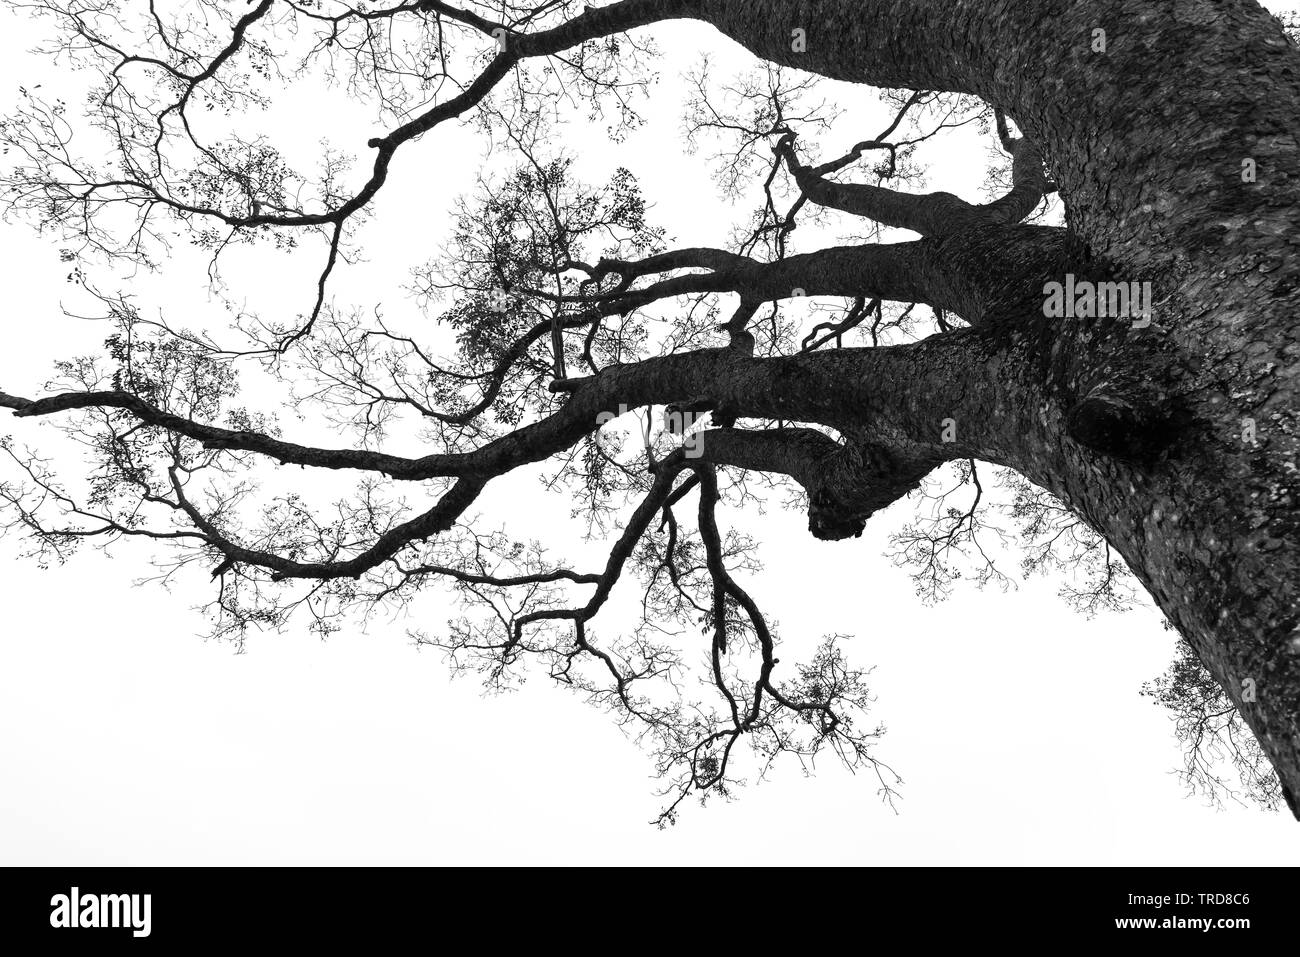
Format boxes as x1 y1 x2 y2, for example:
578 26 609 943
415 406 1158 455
775 131 1051 236
3 328 992 484
697 427 943 539
170 466 486 581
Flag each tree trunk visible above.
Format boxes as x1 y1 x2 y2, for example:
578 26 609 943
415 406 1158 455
683 0 1300 812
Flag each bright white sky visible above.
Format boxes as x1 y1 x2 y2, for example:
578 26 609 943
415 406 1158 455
2 2 1300 865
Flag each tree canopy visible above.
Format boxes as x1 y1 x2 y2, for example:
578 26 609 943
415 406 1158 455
1 0 1297 821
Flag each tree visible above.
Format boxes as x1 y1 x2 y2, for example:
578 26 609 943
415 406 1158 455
0 0 1297 822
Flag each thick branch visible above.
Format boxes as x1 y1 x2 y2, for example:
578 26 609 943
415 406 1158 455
3 331 993 484
697 427 944 539
775 132 1051 237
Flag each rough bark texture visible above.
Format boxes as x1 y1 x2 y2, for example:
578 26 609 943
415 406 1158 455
4 0 1298 814
678 0 1300 812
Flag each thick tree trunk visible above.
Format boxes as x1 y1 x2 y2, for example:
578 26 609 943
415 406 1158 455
683 0 1300 812
11 0 1293 813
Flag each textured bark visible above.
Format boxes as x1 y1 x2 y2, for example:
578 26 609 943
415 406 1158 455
7 0 1299 813
667 0 1300 811
695 427 943 539
778 134 1052 237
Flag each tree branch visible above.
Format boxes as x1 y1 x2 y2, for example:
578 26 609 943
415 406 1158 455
774 130 1051 236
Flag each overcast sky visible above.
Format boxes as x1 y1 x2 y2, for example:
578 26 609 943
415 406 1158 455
2 1 1300 865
